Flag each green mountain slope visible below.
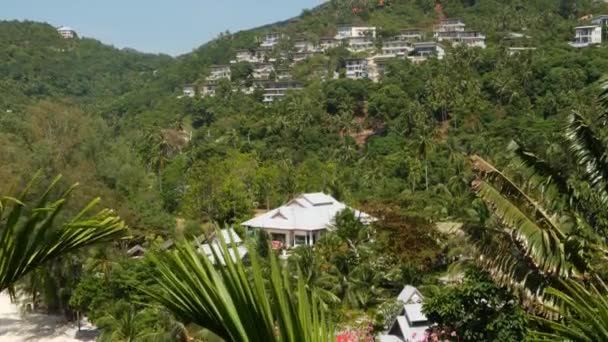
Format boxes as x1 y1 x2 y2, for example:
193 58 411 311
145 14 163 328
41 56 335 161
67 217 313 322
0 20 173 110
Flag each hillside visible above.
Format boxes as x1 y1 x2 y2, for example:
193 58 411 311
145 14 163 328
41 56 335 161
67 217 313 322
0 20 172 110
5 1 608 339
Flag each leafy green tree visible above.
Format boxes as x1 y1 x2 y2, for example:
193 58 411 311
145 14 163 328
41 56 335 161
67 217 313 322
423 270 527 342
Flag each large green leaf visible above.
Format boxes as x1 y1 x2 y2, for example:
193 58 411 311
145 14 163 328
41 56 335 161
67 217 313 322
0 174 127 291
144 231 334 342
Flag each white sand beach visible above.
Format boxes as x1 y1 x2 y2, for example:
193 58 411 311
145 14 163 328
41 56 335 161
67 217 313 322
0 292 98 342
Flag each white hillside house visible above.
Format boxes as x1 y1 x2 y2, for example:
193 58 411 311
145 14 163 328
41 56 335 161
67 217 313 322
570 25 602 47
379 285 431 342
592 15 608 27
261 32 284 48
207 65 231 81
335 26 377 40
345 58 369 80
57 26 76 39
433 19 466 34
241 193 373 248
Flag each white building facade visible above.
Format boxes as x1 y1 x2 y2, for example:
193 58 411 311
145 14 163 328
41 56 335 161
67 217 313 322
570 25 602 47
241 193 373 247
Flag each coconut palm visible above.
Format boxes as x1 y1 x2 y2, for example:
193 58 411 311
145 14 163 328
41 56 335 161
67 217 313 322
464 79 608 308
528 278 608 341
0 173 126 292
144 232 334 342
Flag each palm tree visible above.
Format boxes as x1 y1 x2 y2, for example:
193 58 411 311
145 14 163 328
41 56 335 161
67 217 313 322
97 307 154 342
0 173 126 292
528 278 608 341
144 232 334 342
464 80 608 309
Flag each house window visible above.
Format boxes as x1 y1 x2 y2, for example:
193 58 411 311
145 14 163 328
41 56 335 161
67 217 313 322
294 235 307 246
271 233 286 244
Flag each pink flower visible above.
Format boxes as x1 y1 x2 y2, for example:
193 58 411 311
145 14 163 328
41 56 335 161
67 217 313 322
451 331 457 336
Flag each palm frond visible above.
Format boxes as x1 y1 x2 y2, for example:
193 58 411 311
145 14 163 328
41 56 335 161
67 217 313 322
0 174 127 291
144 230 334 342
565 111 608 208
471 156 572 278
528 279 608 341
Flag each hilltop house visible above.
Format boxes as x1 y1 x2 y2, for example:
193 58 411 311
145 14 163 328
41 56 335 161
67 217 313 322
241 192 374 248
255 80 303 103
294 39 316 53
57 26 76 39
319 37 340 50
207 65 231 81
592 15 608 26
398 28 423 41
382 39 412 56
433 18 466 34
335 25 377 40
379 286 431 342
233 49 257 64
345 58 369 79
253 63 275 80
182 84 196 97
436 30 486 48
261 32 284 48
410 42 445 62
570 25 602 47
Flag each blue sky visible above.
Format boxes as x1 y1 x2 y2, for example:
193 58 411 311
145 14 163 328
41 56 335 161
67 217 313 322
2 0 319 56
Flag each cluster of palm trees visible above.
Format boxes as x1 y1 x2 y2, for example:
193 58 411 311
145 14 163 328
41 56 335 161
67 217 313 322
465 81 608 339
7 82 608 340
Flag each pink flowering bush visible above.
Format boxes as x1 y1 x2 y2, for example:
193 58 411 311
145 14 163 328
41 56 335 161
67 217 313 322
335 325 374 342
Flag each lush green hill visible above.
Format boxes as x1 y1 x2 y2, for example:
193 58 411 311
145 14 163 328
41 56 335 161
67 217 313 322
0 20 172 110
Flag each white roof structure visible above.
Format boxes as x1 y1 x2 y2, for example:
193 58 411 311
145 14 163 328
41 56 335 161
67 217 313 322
380 285 431 342
197 228 247 265
397 285 424 304
57 26 75 32
241 192 374 231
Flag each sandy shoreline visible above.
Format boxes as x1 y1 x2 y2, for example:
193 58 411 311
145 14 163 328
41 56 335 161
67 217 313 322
0 292 98 342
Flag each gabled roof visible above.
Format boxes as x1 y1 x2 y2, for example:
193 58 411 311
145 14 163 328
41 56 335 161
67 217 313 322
397 285 424 304
241 192 374 231
57 26 74 32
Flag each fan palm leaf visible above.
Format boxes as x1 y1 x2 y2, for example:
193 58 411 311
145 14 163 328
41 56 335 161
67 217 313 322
144 231 334 342
0 173 126 291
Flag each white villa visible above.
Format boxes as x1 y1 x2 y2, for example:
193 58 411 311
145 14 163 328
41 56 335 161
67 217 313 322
319 37 341 50
253 63 275 80
436 30 486 48
570 25 602 47
345 58 369 80
410 42 445 62
368 55 396 82
335 25 377 40
379 286 431 342
57 26 76 39
182 84 196 97
258 80 303 103
207 65 231 81
382 39 412 56
261 32 284 48
433 18 466 34
241 192 373 248
398 28 423 41
591 15 608 27
233 49 257 63
294 39 317 53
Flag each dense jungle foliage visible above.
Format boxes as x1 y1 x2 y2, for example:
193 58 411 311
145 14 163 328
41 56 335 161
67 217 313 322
4 0 608 340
